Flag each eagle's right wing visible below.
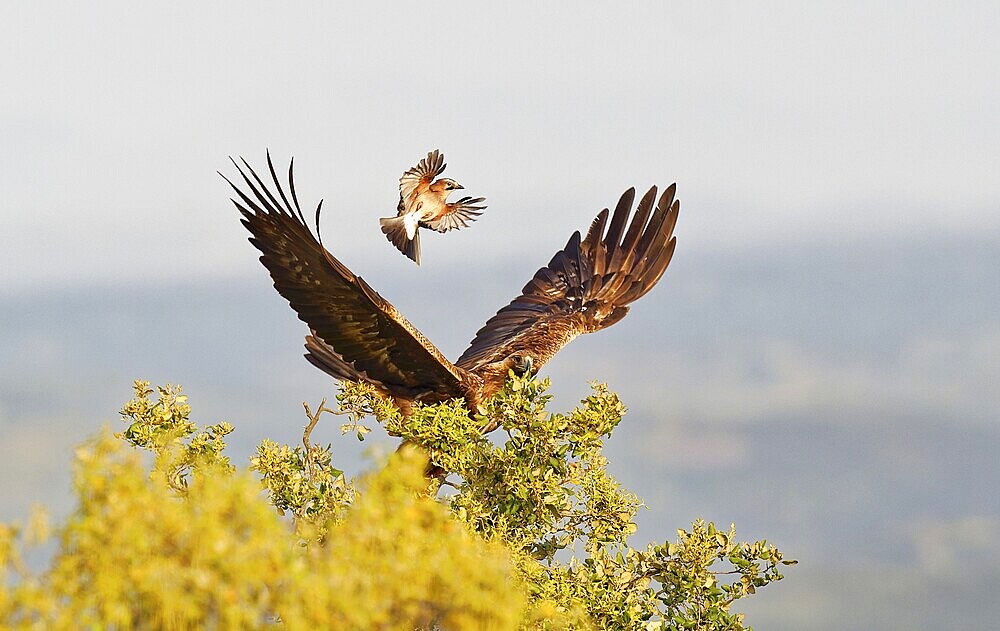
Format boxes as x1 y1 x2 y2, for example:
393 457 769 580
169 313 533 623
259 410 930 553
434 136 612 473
398 149 446 215
223 153 466 397
456 185 679 374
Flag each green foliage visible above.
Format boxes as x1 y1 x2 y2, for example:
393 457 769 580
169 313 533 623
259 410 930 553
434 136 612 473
10 431 296 629
1 375 793 630
302 445 522 630
1 432 518 629
118 380 234 493
250 400 356 540
336 374 794 629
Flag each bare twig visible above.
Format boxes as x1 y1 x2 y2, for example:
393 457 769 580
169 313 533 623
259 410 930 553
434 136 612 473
302 398 337 480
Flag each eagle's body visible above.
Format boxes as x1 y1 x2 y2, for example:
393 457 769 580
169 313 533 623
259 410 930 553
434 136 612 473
380 150 486 264
224 153 679 431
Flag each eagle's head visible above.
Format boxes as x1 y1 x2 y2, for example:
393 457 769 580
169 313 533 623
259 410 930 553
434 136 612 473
509 354 534 377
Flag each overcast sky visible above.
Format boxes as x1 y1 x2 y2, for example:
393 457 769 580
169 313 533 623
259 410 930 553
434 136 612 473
2 1 998 291
2 3 999 629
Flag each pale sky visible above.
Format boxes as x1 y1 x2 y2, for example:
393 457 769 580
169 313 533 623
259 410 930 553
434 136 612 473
2 1 998 291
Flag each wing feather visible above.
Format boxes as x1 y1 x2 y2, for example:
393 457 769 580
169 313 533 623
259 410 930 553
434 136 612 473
398 149 446 214
223 154 466 397
423 196 487 233
456 185 679 372
602 188 634 269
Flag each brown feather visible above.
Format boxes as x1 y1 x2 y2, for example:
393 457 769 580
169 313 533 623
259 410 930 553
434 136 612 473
456 184 681 394
225 155 466 400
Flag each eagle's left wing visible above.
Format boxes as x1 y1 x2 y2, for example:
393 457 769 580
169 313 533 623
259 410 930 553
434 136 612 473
456 185 678 380
223 153 467 399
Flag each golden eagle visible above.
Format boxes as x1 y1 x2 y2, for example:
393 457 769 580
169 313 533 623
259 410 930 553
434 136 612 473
223 154 679 426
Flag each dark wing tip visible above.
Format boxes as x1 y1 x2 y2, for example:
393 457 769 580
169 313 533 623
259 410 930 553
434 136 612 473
642 184 658 203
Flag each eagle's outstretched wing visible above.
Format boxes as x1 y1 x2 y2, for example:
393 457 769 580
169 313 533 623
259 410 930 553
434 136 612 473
398 149 446 215
456 185 679 377
223 153 466 398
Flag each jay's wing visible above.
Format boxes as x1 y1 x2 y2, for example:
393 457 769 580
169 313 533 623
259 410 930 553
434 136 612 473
423 196 487 233
398 149 446 215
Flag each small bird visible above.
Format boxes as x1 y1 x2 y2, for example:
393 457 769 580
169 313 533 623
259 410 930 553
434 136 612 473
379 149 486 264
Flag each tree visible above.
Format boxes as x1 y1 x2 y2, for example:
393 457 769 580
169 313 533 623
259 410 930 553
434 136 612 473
1 376 793 630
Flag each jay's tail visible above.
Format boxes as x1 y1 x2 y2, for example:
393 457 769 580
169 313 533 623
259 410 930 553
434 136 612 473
379 215 421 264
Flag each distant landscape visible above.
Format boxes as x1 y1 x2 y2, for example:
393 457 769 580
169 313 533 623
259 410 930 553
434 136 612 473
3 234 997 630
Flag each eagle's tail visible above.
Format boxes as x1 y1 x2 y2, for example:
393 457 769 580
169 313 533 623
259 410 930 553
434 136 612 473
379 216 421 264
